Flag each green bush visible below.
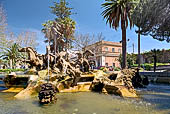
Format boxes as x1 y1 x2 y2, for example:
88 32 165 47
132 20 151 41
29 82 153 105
131 63 152 70
0 69 26 73
114 67 121 71
132 64 138 67
100 67 105 70
132 63 169 71
142 64 151 71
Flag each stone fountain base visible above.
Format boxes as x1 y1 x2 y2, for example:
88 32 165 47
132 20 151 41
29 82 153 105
11 69 139 100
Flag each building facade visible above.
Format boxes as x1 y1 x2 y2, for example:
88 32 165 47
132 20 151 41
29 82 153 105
86 40 122 68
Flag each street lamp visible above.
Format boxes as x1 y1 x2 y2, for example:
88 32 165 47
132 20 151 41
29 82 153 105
119 39 130 52
119 38 130 43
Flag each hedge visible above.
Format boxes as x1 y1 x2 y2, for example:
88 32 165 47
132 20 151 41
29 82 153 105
132 63 169 71
0 69 26 73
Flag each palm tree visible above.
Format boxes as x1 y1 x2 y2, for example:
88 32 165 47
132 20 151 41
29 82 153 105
101 0 139 69
59 17 76 53
0 43 21 69
131 0 148 68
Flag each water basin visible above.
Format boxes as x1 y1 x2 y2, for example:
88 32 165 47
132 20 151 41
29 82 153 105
0 83 170 114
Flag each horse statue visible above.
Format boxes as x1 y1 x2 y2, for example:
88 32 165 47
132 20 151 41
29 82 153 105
83 50 94 59
18 47 44 70
75 50 94 72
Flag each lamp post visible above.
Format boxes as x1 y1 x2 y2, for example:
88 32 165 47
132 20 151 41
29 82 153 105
132 43 134 54
153 49 157 72
138 28 141 68
120 38 130 52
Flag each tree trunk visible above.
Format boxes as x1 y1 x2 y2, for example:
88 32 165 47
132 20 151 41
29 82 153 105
138 27 141 68
121 21 127 69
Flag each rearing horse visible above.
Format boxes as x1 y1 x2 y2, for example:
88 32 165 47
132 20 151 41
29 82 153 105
19 47 44 70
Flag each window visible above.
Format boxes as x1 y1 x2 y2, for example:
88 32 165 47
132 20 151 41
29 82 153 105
105 63 108 67
113 63 115 67
105 47 108 51
97 60 100 67
112 48 115 52
118 49 121 53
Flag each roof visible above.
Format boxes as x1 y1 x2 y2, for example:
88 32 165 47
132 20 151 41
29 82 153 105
87 40 122 48
101 40 122 46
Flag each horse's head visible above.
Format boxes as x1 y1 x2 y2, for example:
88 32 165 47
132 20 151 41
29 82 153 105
18 47 36 54
19 47 37 60
83 50 94 57
18 47 27 52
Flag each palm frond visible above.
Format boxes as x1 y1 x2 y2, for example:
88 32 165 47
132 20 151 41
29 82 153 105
101 0 137 30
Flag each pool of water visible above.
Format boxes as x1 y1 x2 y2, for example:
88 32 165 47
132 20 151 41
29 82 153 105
138 83 170 113
0 83 170 114
0 81 7 91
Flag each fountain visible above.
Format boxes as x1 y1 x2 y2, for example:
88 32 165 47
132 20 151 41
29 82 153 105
1 46 143 103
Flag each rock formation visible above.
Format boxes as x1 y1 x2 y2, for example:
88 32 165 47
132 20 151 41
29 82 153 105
91 69 138 97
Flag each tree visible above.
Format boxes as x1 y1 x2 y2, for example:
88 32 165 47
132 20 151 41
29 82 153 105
142 49 170 63
0 3 7 38
101 0 139 69
42 20 64 65
16 31 38 49
51 0 76 52
15 31 39 66
131 0 147 68
42 20 63 64
58 17 76 51
0 4 39 68
135 0 170 42
74 33 93 51
0 43 21 68
42 0 76 55
118 53 136 68
0 4 38 55
74 33 105 51
0 4 13 55
151 49 157 72
131 0 170 68
50 0 73 21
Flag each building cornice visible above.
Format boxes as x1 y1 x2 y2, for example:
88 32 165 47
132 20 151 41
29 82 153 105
86 40 122 48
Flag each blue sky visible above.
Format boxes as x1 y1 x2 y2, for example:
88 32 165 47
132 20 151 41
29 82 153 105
2 0 170 54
